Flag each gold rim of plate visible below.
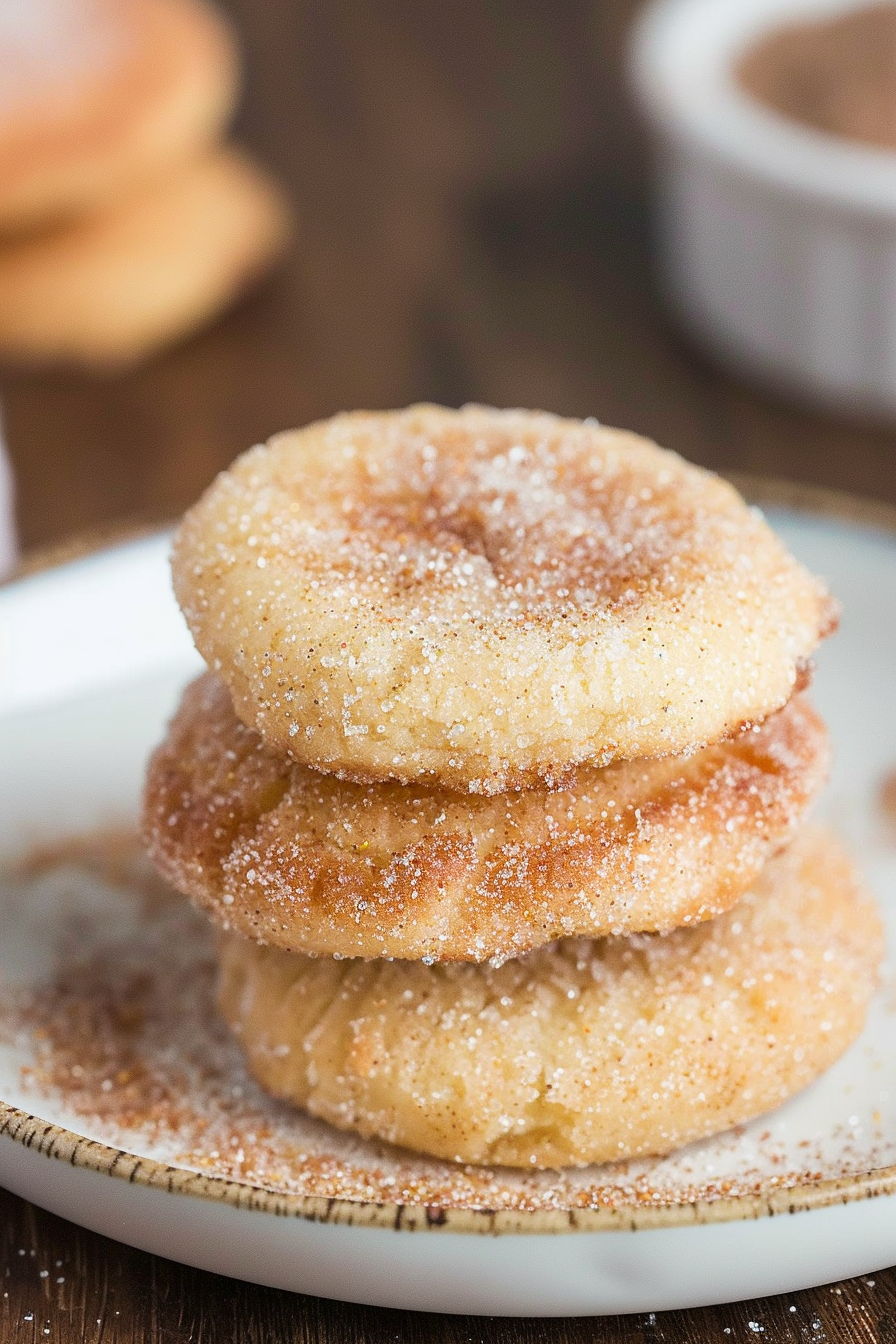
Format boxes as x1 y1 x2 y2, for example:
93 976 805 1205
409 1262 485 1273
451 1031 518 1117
3 475 896 1236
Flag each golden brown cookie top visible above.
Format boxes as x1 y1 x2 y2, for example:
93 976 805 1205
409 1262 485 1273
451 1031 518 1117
0 148 291 366
218 828 883 1168
144 673 830 962
173 405 835 791
0 0 239 232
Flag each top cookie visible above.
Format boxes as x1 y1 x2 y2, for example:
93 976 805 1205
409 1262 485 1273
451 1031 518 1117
172 405 835 793
0 0 238 233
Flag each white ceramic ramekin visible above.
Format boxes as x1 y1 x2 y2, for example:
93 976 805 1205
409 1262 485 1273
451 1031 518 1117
631 0 896 417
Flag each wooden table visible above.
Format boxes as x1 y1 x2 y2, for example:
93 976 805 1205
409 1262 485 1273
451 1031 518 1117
4 0 896 1337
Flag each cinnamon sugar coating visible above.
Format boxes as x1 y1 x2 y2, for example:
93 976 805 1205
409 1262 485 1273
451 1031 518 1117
172 405 835 793
145 674 830 963
217 828 883 1169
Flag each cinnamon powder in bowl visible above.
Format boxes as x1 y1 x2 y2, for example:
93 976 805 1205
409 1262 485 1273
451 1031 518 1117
631 0 896 419
738 4 896 153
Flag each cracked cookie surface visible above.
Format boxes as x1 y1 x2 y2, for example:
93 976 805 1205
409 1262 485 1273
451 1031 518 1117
216 828 882 1168
172 405 835 793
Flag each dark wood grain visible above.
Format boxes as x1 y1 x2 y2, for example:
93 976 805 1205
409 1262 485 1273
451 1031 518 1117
3 0 896 1337
1 1185 895 1343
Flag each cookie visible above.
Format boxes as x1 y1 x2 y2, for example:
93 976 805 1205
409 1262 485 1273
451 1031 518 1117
0 146 291 366
145 673 830 963
0 0 239 232
217 829 882 1169
172 406 835 793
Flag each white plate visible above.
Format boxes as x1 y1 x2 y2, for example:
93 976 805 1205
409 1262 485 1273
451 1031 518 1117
1 490 895 1317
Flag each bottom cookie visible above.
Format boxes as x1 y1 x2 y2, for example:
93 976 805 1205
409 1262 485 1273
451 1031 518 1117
217 829 883 1169
0 146 290 368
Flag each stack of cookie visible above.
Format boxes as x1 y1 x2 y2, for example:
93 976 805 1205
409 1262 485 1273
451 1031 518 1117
144 405 883 1168
0 0 290 368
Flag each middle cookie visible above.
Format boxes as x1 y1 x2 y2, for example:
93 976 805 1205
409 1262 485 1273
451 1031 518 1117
145 674 829 963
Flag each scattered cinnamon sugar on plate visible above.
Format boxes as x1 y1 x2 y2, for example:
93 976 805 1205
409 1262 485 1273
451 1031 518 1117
0 830 891 1218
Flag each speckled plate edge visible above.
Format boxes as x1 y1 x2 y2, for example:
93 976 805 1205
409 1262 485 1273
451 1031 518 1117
3 476 896 1238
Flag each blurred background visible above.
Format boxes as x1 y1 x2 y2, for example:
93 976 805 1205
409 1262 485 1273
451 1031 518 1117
6 0 896 561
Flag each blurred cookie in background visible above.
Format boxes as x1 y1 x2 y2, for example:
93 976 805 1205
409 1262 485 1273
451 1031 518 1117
0 0 240 234
0 148 291 368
